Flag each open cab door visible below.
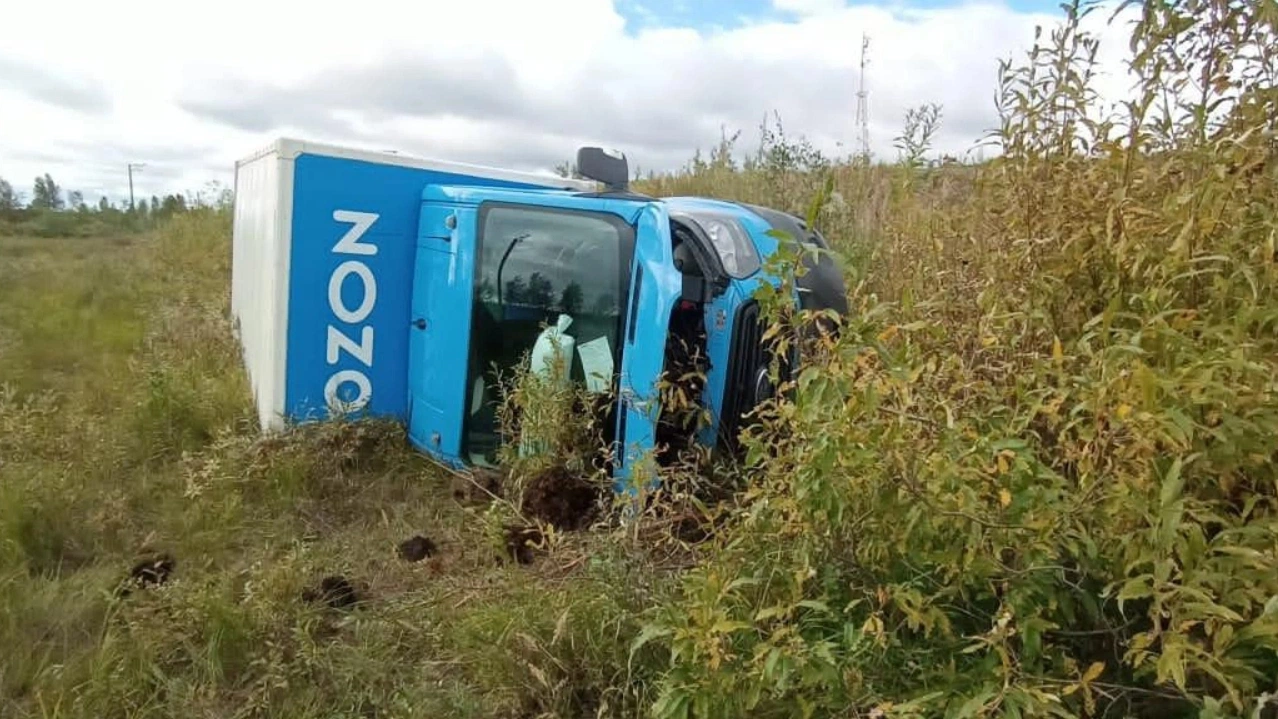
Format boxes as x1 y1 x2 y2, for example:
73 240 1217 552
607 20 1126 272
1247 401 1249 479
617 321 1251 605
406 182 681 484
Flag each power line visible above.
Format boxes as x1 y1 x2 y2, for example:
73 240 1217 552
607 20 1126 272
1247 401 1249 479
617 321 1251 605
127 162 145 210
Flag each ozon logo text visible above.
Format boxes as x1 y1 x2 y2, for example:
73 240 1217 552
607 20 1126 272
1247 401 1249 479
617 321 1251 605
325 210 379 414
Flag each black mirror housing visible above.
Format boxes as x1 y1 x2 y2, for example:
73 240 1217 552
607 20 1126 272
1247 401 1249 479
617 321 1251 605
576 147 629 191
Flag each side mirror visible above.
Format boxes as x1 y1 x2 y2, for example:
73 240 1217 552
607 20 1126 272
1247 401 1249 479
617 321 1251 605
576 147 629 192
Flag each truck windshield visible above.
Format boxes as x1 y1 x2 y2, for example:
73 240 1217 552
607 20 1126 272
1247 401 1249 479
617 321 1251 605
463 203 634 465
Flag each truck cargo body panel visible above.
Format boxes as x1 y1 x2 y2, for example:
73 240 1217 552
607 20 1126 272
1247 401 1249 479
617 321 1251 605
231 139 590 432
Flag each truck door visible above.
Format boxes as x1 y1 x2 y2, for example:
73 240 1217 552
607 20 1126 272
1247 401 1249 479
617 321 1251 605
612 204 681 487
407 186 677 475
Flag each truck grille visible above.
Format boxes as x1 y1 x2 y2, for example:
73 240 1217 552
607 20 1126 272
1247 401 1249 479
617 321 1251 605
718 300 789 455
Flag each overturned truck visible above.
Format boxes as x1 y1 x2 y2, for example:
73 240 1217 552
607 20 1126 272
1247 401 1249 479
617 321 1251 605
231 138 847 484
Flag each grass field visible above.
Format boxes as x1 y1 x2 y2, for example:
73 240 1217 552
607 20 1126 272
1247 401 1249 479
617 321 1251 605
0 217 675 718
2 2 1276 717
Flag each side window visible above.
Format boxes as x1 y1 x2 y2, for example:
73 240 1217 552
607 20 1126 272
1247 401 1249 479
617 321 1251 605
464 203 633 462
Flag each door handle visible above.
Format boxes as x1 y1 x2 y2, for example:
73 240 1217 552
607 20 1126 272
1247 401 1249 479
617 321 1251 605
412 318 427 330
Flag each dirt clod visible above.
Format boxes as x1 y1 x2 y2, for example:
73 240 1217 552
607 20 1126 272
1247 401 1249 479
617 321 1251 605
673 514 711 544
124 552 174 590
521 465 599 531
302 575 361 609
504 525 544 565
453 467 503 504
397 535 437 563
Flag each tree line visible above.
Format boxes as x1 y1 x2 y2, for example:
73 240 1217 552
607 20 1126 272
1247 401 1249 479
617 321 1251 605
0 172 232 238
0 173 193 217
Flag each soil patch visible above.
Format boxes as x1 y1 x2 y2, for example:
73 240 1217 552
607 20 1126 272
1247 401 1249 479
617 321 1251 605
302 575 361 610
453 467 503 504
118 552 174 595
397 535 437 563
521 465 600 531
504 525 544 565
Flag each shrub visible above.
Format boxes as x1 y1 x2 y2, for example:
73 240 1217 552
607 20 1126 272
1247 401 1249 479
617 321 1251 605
637 1 1278 717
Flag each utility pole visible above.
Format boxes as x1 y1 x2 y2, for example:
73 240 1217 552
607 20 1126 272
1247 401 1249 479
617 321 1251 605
127 162 145 210
855 34 871 163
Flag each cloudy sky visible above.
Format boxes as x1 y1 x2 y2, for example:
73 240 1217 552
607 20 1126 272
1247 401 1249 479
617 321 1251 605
0 0 1139 204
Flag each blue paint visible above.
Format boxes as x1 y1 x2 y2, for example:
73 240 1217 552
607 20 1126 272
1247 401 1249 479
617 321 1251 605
283 153 550 427
695 283 744 449
614 203 682 490
659 197 805 448
275 150 827 485
405 183 657 468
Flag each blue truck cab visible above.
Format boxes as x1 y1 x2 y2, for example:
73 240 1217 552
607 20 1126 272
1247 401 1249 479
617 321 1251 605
231 139 847 483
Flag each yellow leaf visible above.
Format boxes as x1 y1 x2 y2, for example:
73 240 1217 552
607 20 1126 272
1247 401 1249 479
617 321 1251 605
1052 336 1063 362
999 489 1012 507
997 455 1009 474
1116 404 1132 420
1082 661 1105 683
981 335 997 348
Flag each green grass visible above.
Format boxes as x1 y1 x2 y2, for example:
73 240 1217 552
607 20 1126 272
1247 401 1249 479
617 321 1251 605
0 215 668 719
2 2 1275 717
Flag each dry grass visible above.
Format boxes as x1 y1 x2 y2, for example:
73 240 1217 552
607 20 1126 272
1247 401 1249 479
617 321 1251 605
0 215 669 719
2 2 1275 717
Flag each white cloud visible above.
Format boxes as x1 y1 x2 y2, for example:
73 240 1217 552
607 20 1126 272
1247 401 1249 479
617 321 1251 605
0 0 1138 203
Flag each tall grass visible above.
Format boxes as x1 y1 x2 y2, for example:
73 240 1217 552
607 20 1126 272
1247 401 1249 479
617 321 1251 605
0 211 664 718
634 1 1278 717
1 1 1274 717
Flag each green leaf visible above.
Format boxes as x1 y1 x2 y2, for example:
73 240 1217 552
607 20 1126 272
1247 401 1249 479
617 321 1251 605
1156 640 1187 689
763 647 783 680
1117 576 1153 612
629 624 672 664
652 688 691 719
1160 457 1185 508
755 605 788 622
710 619 752 635
953 686 997 718
797 599 831 614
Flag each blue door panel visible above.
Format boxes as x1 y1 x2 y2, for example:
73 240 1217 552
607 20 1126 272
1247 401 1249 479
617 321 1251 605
405 183 674 479
614 204 681 488
695 285 744 448
406 229 474 464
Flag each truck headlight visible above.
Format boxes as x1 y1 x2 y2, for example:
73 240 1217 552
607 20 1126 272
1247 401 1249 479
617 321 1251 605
699 216 760 278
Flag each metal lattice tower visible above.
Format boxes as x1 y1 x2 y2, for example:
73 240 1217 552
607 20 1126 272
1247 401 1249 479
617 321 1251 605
855 34 870 163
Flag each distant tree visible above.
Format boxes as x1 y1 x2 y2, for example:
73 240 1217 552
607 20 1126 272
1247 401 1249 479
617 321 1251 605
31 173 64 210
159 193 187 216
525 272 555 308
504 276 528 304
0 177 19 211
559 282 584 315
98 196 111 212
150 195 160 214
68 190 86 212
